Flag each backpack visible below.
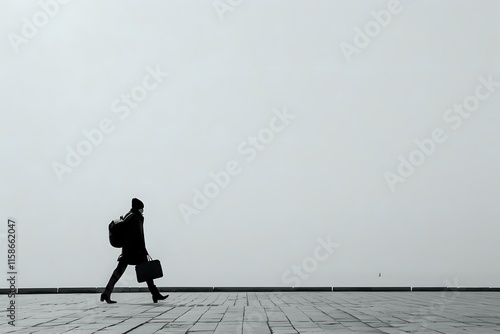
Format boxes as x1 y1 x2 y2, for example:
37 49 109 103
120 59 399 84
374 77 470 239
108 212 134 248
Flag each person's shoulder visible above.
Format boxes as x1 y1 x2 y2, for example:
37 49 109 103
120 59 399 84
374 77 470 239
129 212 144 222
122 211 137 223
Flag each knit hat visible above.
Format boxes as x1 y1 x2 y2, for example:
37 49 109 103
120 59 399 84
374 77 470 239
132 198 144 210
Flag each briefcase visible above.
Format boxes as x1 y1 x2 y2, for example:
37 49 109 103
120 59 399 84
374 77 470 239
135 256 163 283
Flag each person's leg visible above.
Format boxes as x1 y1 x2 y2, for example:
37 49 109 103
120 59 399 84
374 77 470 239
102 260 128 300
146 279 159 296
146 279 168 302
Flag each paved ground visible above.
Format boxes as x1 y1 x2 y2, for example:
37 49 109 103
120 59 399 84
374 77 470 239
1 292 500 333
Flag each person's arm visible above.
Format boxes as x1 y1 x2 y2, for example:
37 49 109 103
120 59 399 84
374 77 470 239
139 220 148 255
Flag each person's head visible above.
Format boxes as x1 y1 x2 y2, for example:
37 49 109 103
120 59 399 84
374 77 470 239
131 197 144 213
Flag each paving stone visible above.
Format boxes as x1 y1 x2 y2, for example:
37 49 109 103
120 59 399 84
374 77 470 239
2 292 500 333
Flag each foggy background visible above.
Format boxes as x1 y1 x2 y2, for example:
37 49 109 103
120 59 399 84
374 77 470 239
1 0 499 289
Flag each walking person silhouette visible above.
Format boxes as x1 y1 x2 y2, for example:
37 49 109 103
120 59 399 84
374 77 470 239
101 198 168 303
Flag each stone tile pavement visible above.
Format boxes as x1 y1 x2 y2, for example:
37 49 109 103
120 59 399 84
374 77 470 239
1 292 500 333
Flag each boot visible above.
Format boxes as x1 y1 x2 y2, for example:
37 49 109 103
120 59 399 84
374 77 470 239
100 289 117 304
147 280 169 303
152 293 169 303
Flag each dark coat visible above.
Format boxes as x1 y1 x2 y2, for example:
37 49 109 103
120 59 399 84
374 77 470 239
117 210 149 265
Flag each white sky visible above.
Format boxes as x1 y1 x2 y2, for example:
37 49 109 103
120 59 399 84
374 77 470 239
1 0 499 288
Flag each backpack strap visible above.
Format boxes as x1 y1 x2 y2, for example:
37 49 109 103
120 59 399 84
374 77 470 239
122 211 135 222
